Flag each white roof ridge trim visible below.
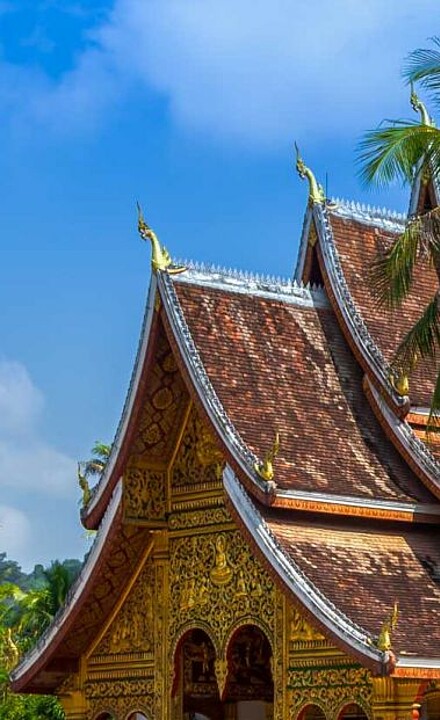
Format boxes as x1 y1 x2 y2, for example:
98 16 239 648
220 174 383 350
276 488 440 515
11 481 123 681
173 261 328 309
329 197 406 230
223 465 385 664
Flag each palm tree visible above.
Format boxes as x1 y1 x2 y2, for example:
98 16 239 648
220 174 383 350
18 562 75 648
358 37 440 425
81 441 111 478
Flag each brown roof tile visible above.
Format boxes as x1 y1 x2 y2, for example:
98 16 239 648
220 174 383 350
174 280 434 503
264 511 440 657
328 212 438 407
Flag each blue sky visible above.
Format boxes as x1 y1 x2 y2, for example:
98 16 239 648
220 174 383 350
0 0 437 570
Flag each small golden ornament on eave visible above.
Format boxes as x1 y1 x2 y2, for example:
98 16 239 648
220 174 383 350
295 143 325 205
254 431 280 482
390 369 410 397
137 202 186 274
376 600 399 651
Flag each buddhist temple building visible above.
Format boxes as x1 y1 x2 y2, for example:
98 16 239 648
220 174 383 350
10 117 440 719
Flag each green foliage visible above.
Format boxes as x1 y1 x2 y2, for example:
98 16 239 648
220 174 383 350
359 37 440 425
0 555 81 719
0 693 65 719
80 440 111 478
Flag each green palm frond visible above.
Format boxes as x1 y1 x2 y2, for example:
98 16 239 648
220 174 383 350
358 122 440 186
370 208 440 308
403 38 440 99
370 221 420 308
392 294 440 376
427 366 440 432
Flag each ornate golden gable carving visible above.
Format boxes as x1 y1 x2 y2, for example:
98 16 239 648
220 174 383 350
289 605 325 644
172 409 224 488
123 467 166 522
93 563 155 657
129 336 189 464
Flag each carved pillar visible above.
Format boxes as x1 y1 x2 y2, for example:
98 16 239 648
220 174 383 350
372 677 422 720
58 690 88 719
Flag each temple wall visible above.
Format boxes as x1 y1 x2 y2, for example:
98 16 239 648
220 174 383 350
57 408 423 720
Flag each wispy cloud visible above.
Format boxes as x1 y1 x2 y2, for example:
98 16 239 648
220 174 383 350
0 361 75 497
0 1 438 143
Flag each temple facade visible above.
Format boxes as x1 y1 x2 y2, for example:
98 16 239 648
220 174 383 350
10 153 440 720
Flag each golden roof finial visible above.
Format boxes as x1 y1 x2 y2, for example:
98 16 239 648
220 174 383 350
410 83 434 127
78 463 91 507
295 143 325 205
376 600 399 651
255 432 280 482
137 203 186 275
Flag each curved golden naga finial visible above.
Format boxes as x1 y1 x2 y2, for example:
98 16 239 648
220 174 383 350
137 203 186 274
295 143 325 205
78 463 91 507
376 600 399 651
410 83 434 127
255 432 280 482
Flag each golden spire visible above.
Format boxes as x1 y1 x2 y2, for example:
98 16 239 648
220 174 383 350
410 83 434 127
376 600 399 651
255 432 280 482
295 143 325 205
137 203 186 274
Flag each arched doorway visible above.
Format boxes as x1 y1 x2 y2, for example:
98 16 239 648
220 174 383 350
95 713 115 720
338 703 369 720
126 713 149 720
224 624 273 720
298 704 326 720
174 628 221 720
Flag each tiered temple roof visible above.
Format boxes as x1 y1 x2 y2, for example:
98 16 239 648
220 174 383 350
11 171 440 694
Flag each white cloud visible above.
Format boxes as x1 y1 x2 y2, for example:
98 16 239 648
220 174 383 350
0 504 31 559
0 361 76 498
0 0 439 144
0 360 43 436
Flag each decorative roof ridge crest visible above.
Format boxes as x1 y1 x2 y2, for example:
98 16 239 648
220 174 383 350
172 258 328 300
329 197 406 225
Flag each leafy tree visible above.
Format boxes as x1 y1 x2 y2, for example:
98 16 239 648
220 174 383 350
18 561 78 649
0 556 80 718
359 37 440 424
80 441 111 478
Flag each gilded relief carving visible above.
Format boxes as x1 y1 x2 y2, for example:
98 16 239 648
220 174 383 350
87 679 154 720
287 665 372 719
124 467 166 521
169 530 275 652
93 563 154 657
288 604 325 643
169 506 231 530
172 410 224 488
129 336 189 464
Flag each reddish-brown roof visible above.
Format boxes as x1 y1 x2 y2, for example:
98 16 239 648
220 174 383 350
264 510 440 658
328 211 438 407
173 280 435 503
